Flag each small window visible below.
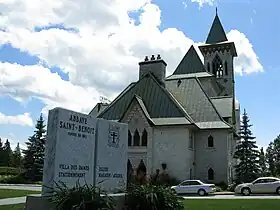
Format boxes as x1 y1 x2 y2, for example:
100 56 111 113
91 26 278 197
208 168 214 180
189 132 194 149
141 129 148 146
177 79 182 87
225 61 228 75
208 135 214 147
180 181 190 186
207 63 210 72
128 131 132 146
134 129 140 146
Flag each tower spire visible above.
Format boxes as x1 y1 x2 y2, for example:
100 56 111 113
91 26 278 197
216 7 218 15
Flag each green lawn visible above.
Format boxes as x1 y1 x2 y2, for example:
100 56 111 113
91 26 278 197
184 199 280 210
0 189 40 199
0 204 25 210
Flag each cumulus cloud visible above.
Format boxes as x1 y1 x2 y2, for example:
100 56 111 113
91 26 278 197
0 0 263 118
0 112 33 126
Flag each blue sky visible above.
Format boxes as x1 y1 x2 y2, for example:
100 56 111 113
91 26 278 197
0 0 279 150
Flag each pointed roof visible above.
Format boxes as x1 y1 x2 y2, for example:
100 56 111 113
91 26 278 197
206 12 228 44
97 72 191 120
173 45 206 75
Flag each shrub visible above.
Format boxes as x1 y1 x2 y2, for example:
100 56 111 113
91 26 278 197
49 181 115 210
215 186 222 192
215 181 228 191
0 167 21 176
227 182 238 192
149 171 181 186
126 184 184 210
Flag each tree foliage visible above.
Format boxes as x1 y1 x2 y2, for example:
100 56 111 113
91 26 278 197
259 147 267 176
11 143 22 168
266 135 280 176
234 109 260 183
22 114 46 181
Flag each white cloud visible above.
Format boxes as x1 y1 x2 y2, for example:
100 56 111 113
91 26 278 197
0 0 263 119
0 112 33 126
190 0 216 8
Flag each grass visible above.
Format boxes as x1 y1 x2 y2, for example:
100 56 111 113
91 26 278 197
183 199 280 210
0 204 25 210
0 189 40 199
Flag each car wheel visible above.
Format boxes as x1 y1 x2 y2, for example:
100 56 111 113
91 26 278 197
198 189 206 196
276 187 280 195
241 187 251 196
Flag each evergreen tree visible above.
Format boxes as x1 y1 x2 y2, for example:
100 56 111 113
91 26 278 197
2 139 12 166
22 114 46 181
11 143 22 168
0 138 4 166
234 109 260 183
266 135 280 176
259 147 267 176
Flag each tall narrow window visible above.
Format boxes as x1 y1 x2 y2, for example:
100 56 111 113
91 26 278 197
133 129 140 146
207 63 210 72
212 55 223 78
141 129 148 147
224 61 228 75
208 135 214 147
208 168 214 181
128 131 132 146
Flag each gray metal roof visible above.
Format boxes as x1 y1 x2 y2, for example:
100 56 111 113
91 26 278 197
206 14 228 44
211 97 233 118
151 117 191 125
196 121 230 129
98 73 187 120
172 45 206 75
165 77 224 123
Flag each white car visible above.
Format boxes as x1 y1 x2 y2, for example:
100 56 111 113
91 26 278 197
171 180 215 196
234 177 280 196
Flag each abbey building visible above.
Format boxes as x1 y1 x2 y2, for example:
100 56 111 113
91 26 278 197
89 13 241 184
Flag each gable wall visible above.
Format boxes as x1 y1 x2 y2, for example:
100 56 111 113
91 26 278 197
121 101 153 175
152 126 194 181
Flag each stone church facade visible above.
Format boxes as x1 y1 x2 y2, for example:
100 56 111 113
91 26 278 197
89 13 241 184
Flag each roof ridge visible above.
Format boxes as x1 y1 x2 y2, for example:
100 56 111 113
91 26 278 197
194 77 231 126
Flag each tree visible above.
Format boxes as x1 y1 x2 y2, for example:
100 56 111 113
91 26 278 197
234 109 260 183
22 114 46 181
259 147 267 176
2 139 12 166
0 138 4 166
11 143 22 168
266 135 280 176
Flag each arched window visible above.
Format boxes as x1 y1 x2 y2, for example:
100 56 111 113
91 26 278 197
208 168 214 180
141 129 148 147
212 55 223 78
207 62 210 72
208 135 214 147
128 131 132 146
224 61 228 75
133 129 140 146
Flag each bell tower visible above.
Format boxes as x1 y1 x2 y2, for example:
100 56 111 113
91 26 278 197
198 10 237 97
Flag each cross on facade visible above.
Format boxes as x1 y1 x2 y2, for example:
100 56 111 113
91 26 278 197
110 132 117 143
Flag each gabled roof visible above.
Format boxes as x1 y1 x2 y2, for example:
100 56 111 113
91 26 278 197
98 72 191 120
211 97 233 118
165 77 230 128
172 45 206 75
166 72 212 80
206 14 228 44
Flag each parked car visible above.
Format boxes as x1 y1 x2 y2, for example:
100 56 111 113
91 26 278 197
171 180 215 196
234 177 280 196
